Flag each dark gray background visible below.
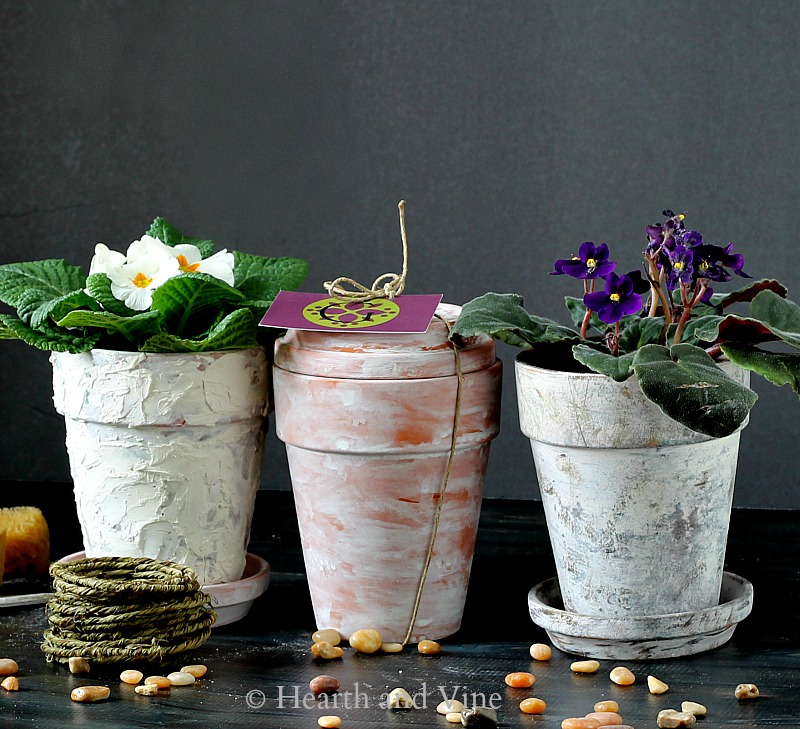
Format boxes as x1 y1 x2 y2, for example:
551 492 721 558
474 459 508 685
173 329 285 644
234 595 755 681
1 1 798 508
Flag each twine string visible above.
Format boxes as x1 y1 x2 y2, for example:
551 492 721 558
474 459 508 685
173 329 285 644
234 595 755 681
324 200 409 301
402 314 463 646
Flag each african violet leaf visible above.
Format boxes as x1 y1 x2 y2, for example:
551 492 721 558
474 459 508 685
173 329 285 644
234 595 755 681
632 343 758 438
57 310 162 341
718 279 787 309
721 344 800 396
564 296 606 332
0 259 85 309
233 252 309 303
676 315 725 345
141 308 257 353
0 314 100 353
150 272 245 338
85 273 138 316
618 316 665 352
749 290 800 348
572 344 635 382
147 217 215 258
450 292 579 348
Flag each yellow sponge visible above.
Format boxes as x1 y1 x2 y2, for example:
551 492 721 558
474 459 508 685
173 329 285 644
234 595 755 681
0 507 50 576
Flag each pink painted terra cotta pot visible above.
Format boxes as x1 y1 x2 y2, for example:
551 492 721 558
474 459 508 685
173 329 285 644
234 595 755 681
273 303 502 642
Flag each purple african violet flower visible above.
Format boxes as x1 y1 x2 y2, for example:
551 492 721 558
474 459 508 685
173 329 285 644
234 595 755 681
695 243 751 281
646 211 686 255
679 230 703 247
583 271 644 324
551 242 616 279
666 244 695 290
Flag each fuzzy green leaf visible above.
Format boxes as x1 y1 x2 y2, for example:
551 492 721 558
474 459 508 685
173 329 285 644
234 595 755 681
564 296 605 332
233 252 309 302
677 315 725 345
572 344 635 381
718 279 788 309
618 316 665 352
451 292 579 348
150 272 246 337
749 290 800 348
141 308 257 352
147 217 214 258
56 309 162 341
632 343 758 437
0 259 85 308
0 314 100 353
721 344 800 396
85 273 138 316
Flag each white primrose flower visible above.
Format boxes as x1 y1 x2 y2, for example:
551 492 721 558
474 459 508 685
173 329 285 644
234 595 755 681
169 244 235 286
104 235 181 311
88 243 126 276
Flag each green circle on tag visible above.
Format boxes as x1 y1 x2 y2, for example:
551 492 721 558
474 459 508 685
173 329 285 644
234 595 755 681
302 298 401 329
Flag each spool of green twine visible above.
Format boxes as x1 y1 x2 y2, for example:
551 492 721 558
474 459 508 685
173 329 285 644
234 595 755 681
42 557 217 665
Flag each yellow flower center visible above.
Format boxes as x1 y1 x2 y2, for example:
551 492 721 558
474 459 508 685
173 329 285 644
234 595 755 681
586 258 596 268
610 293 620 302
678 214 685 220
674 261 684 270
699 261 709 271
176 254 201 273
132 272 153 288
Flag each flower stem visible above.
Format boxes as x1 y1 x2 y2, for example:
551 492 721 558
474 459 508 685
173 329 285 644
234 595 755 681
580 308 592 339
613 321 620 356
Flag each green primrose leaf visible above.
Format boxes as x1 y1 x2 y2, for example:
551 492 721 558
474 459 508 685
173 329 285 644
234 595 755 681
85 273 138 316
141 308 258 353
233 252 309 303
450 292 580 348
0 314 100 353
749 290 800 349
147 217 215 258
17 288 99 329
572 344 635 381
150 272 246 338
721 344 800 396
0 259 85 309
56 309 162 341
632 343 758 438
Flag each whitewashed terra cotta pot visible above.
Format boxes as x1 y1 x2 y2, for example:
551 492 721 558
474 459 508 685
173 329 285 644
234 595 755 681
516 351 751 618
51 347 270 585
273 303 502 642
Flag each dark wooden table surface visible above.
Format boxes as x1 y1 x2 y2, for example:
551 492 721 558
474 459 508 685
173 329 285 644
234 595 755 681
1 485 798 728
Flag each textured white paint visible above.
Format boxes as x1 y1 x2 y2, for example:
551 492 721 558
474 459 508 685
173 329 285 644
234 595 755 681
51 348 270 585
516 356 751 617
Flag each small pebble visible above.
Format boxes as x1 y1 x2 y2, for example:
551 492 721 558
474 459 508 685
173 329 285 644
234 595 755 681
735 683 759 700
312 629 342 646
593 701 619 713
529 643 552 661
600 726 634 729
318 716 342 728
609 666 635 686
418 640 441 655
505 671 536 688
570 660 600 674
562 718 601 729
167 671 196 686
1 676 19 691
519 697 546 714
445 712 462 724
648 675 669 694
461 706 498 727
71 686 111 703
120 669 143 685
380 642 404 653
585 712 622 725
0 659 18 676
349 629 382 654
311 641 344 660
657 709 696 728
438 699 465 714
181 665 208 678
134 684 161 696
68 657 90 675
310 675 340 695
388 687 414 709
681 701 707 716
144 676 172 689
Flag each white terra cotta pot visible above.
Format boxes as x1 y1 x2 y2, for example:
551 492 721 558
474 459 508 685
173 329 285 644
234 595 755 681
51 347 270 585
516 351 751 618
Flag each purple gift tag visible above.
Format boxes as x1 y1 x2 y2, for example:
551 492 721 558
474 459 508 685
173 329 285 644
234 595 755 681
259 291 443 333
